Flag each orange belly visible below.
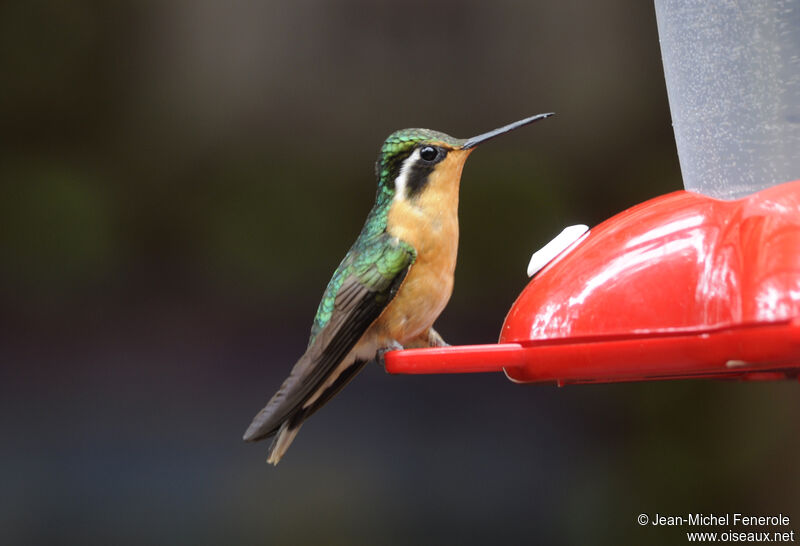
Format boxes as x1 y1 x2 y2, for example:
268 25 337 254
375 245 456 343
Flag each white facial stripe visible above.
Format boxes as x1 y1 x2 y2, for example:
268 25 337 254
393 148 421 201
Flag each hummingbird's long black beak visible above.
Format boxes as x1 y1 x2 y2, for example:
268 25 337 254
460 112 554 150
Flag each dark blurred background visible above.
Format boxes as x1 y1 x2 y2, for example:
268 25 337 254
1 1 798 544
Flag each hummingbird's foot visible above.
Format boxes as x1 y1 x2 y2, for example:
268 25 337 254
375 340 405 370
426 327 450 348
405 327 450 349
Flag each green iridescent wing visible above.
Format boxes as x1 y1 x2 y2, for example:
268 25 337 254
309 231 414 343
243 234 416 442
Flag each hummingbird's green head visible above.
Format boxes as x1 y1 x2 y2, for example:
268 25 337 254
375 128 463 199
374 113 553 202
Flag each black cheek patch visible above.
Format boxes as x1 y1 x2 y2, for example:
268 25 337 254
406 146 449 198
405 161 437 198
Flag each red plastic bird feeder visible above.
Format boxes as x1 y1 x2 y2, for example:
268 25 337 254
385 181 800 384
385 3 800 384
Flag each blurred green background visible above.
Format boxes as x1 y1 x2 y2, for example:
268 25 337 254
1 1 798 545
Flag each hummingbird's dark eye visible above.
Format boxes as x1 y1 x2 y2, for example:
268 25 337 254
419 146 439 162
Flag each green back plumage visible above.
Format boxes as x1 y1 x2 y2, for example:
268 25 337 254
307 128 462 344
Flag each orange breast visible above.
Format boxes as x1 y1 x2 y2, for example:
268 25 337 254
376 150 469 344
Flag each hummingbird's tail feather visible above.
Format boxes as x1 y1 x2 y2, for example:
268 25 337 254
242 379 296 442
267 420 303 465
242 350 368 444
242 350 318 443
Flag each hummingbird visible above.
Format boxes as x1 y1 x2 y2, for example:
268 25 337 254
243 113 553 464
